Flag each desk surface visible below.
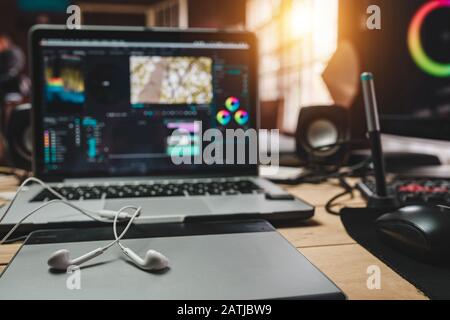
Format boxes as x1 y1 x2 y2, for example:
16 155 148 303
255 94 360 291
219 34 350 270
0 177 426 300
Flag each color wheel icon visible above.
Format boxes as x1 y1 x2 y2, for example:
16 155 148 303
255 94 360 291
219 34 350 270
216 110 231 125
225 96 240 112
234 110 249 125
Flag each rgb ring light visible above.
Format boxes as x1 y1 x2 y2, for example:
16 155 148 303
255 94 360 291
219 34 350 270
407 0 450 78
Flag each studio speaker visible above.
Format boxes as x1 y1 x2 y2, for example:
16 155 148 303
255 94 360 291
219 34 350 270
5 103 32 170
295 105 350 167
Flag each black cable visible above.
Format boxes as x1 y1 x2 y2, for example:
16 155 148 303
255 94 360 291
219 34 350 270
330 158 372 179
269 147 371 213
325 176 355 215
325 189 351 215
270 156 372 185
305 157 371 183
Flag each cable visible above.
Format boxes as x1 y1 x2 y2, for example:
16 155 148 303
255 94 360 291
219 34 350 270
1 200 100 245
325 190 350 215
269 157 371 211
0 199 142 245
270 157 371 185
113 207 133 252
0 177 100 225
0 177 141 245
1 235 27 244
323 158 373 215
325 177 355 215
100 206 141 252
326 158 372 180
0 177 138 225
0 176 154 271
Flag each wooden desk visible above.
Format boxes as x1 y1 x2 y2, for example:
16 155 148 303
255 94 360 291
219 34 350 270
0 178 427 300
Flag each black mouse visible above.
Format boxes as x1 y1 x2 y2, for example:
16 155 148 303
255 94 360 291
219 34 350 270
375 205 450 263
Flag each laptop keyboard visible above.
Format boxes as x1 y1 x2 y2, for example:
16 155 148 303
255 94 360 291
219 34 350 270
30 179 263 202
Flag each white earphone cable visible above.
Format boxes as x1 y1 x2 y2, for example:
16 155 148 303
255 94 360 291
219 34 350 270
0 177 142 246
1 199 103 245
0 177 158 270
0 177 106 226
101 206 141 251
113 205 131 252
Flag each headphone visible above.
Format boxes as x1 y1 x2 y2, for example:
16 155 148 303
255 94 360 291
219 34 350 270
0 177 169 272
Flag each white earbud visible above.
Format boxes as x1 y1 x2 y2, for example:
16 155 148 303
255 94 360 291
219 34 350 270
122 247 169 271
47 248 105 270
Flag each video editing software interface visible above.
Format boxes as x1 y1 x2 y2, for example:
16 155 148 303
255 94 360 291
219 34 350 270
38 37 253 176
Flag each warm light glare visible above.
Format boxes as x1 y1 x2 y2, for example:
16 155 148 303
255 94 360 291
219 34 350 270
312 0 338 60
290 2 312 37
246 0 338 132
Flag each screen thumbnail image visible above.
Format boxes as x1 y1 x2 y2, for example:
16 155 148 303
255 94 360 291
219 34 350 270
44 54 85 111
130 56 213 105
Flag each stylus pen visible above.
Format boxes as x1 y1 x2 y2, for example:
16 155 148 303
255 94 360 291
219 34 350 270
361 72 387 197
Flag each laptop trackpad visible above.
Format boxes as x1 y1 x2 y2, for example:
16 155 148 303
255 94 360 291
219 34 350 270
104 198 212 217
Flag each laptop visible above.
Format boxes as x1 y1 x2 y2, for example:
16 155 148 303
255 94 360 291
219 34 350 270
0 26 313 234
0 220 344 300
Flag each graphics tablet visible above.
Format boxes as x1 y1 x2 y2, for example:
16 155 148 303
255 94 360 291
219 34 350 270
0 220 344 300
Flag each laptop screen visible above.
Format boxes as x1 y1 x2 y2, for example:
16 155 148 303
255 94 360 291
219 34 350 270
32 28 257 179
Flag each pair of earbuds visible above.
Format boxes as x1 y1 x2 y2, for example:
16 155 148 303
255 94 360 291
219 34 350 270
0 177 170 272
49 248 169 271
47 206 169 271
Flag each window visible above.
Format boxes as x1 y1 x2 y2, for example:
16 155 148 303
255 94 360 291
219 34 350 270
78 0 188 29
247 0 338 132
153 0 188 28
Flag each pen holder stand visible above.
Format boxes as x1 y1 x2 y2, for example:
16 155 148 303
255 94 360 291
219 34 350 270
367 195 397 209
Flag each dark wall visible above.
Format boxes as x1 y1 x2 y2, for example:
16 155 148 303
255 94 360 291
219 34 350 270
0 0 247 64
0 0 29 64
338 0 449 140
0 0 163 57
188 0 246 29
0 0 70 72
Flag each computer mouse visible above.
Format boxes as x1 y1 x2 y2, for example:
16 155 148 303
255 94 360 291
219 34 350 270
375 205 450 263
